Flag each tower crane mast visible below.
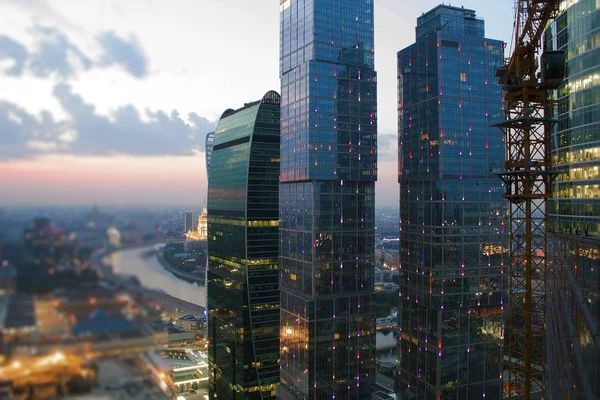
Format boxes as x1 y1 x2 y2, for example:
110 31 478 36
494 0 564 398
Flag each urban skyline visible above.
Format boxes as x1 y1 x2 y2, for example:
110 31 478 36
0 0 516 207
0 1 597 400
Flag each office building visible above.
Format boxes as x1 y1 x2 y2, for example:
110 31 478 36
546 0 599 237
544 1 599 398
278 0 378 398
206 131 215 179
207 91 281 399
184 211 195 234
397 5 507 399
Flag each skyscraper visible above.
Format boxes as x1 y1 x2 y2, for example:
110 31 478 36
206 131 215 179
207 91 281 400
278 0 378 398
546 0 599 237
184 211 195 234
396 5 507 399
544 1 599 397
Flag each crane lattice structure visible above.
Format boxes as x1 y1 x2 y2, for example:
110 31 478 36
494 0 564 398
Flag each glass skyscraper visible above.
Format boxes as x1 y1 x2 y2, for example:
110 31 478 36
396 6 507 399
278 0 377 398
546 0 599 237
544 1 599 397
207 91 281 400
205 131 215 179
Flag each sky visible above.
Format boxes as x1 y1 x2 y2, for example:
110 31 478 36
0 0 514 207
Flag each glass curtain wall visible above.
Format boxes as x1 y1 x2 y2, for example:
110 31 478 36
278 0 378 399
397 5 507 399
207 91 281 400
544 1 599 397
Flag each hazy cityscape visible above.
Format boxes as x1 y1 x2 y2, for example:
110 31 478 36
0 1 598 400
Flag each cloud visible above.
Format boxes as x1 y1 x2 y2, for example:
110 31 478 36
4 0 82 33
98 32 149 78
378 133 398 161
188 113 215 151
0 84 215 160
0 28 150 79
0 35 28 75
0 101 62 158
29 26 92 78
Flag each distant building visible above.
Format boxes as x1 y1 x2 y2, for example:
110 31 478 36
207 91 280 400
197 207 207 240
185 208 208 254
0 261 16 295
185 207 208 242
397 5 507 399
183 211 195 234
176 315 199 332
0 294 37 338
71 308 133 337
106 226 121 247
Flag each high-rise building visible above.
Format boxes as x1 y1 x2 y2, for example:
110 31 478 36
206 131 215 179
207 91 281 400
184 211 195 234
278 0 378 398
544 1 599 397
396 5 507 399
546 0 599 238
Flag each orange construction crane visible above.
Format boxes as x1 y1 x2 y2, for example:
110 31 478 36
493 0 564 399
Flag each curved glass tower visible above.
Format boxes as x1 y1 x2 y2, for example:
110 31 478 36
205 131 215 179
278 0 378 399
397 6 507 399
207 91 281 400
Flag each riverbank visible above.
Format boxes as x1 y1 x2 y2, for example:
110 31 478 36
156 252 205 285
98 244 206 310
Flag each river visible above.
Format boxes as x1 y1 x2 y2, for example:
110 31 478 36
106 244 396 362
105 244 206 307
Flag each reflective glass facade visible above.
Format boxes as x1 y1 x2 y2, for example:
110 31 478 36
206 131 215 179
396 6 507 399
544 1 600 397
207 91 281 400
546 0 599 236
278 0 377 398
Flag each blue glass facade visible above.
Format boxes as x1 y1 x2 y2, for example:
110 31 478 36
396 6 507 399
544 1 600 397
278 0 377 399
546 0 600 237
207 91 281 400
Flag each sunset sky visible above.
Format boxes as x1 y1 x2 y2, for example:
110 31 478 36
0 0 514 207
